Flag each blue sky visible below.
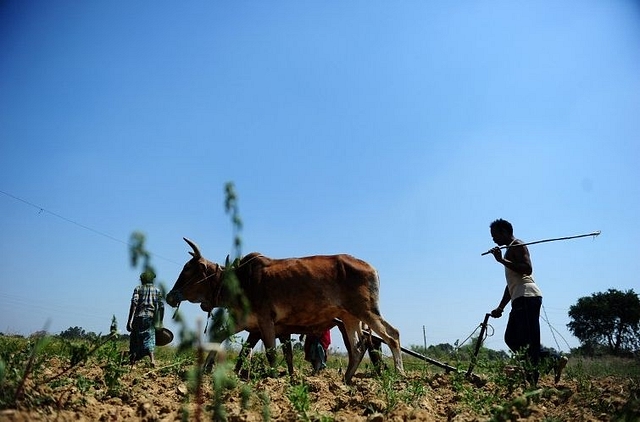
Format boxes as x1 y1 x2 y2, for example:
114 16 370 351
1 1 638 356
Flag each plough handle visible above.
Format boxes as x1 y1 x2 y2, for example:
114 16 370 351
465 313 491 377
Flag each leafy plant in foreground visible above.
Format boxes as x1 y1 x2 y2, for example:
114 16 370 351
288 381 311 420
211 361 238 422
0 332 51 409
99 334 127 397
379 366 400 413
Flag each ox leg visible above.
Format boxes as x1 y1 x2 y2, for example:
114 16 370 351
279 335 294 377
204 324 237 373
235 332 261 377
359 323 386 375
365 332 386 375
259 322 278 371
341 317 366 384
204 350 217 373
335 319 367 374
362 314 405 376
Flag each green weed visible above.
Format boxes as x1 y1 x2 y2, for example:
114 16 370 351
288 381 311 420
378 366 400 412
258 390 271 421
211 361 238 421
100 337 127 397
0 333 52 409
401 376 428 404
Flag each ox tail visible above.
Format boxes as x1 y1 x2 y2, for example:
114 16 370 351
370 269 381 304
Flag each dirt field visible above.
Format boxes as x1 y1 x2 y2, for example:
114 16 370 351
1 349 639 422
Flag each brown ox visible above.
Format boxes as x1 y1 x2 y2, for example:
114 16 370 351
166 238 404 383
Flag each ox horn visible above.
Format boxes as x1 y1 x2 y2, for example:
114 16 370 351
183 237 202 259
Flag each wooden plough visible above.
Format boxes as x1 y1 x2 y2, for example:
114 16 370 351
360 314 491 384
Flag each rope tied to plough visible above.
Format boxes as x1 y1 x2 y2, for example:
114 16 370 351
455 307 571 360
457 318 495 352
541 305 572 352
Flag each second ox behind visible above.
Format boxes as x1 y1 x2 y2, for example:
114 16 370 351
166 237 404 384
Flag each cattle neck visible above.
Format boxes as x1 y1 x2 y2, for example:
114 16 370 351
210 262 226 305
208 254 264 305
197 259 227 308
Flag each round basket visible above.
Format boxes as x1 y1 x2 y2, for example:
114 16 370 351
155 327 174 346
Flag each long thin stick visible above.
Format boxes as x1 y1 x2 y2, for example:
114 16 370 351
481 230 601 256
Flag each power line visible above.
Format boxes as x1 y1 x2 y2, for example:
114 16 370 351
1 189 129 245
0 189 181 265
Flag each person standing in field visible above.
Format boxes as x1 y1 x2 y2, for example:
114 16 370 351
126 270 164 367
303 329 332 372
488 218 567 385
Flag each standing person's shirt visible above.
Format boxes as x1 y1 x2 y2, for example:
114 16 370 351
504 240 542 300
131 284 161 318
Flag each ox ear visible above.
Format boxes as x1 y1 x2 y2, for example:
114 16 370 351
183 237 201 259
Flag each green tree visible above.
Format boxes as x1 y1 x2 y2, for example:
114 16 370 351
59 326 86 339
567 288 640 355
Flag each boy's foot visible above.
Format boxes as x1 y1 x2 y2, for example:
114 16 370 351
554 356 568 383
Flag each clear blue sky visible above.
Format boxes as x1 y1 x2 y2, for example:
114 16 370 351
1 1 638 355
